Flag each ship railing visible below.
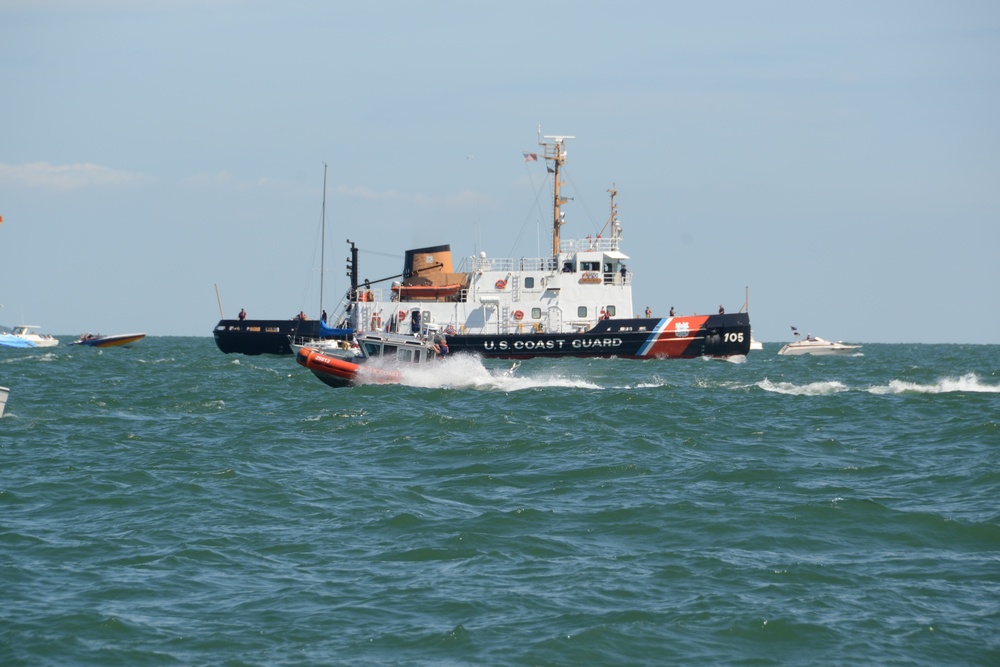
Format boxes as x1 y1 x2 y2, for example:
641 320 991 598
457 255 568 273
352 287 386 302
458 256 553 273
559 237 621 253
519 257 559 271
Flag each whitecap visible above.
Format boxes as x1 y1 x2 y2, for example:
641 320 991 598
868 372 1000 395
757 378 850 396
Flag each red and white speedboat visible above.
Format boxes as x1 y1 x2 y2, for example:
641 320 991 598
297 330 443 388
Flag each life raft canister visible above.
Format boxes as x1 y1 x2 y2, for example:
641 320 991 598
513 310 524 321
495 279 507 290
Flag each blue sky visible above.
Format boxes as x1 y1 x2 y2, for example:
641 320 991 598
2 0 998 343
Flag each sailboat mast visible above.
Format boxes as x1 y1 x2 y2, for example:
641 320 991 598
320 162 327 318
540 133 574 256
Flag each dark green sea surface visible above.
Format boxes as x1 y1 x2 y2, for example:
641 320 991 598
2 339 998 666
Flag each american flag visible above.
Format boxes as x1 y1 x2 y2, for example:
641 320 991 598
522 152 538 162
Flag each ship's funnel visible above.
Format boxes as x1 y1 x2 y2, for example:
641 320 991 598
397 244 468 300
403 244 454 279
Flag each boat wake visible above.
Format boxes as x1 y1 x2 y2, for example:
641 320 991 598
355 354 602 391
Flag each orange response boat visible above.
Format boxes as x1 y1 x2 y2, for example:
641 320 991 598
296 330 442 389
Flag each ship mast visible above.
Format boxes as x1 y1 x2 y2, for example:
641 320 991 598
539 131 575 255
598 183 622 240
320 162 327 318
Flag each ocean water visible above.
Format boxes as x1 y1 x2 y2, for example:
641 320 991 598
1 339 998 666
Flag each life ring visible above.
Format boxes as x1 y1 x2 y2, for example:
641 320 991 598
398 310 407 321
495 279 507 290
513 310 524 321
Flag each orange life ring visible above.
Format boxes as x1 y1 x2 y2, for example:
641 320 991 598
398 310 407 321
495 279 506 290
513 310 524 321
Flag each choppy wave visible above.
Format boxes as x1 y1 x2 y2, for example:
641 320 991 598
756 373 1000 396
868 372 1000 395
4 339 1000 666
757 378 850 395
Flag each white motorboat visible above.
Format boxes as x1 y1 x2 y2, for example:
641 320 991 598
778 334 860 356
10 325 59 348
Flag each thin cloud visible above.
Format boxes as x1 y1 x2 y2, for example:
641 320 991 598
0 162 150 190
336 185 437 206
336 185 406 201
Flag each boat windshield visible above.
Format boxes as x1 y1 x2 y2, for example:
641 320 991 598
363 341 388 357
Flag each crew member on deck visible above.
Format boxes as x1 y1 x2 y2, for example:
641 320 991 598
645 306 651 318
719 305 725 314
669 306 675 317
238 308 246 321
434 335 449 357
